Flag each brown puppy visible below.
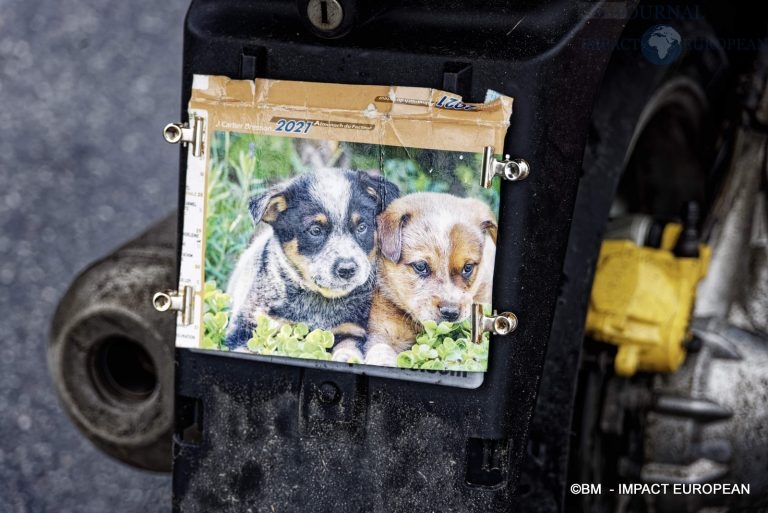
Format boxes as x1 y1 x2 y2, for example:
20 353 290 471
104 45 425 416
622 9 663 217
364 192 497 366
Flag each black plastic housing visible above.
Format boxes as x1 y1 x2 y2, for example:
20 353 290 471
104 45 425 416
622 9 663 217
172 1 628 511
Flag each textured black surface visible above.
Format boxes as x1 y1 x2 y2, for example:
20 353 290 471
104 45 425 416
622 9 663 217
0 1 186 511
173 2 626 512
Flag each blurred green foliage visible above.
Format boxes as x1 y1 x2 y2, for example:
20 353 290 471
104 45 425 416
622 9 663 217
347 143 500 211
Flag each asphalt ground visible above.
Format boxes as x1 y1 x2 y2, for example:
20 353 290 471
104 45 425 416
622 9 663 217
0 1 188 511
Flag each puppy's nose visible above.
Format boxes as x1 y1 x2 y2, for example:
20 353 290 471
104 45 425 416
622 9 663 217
438 305 461 322
333 259 358 280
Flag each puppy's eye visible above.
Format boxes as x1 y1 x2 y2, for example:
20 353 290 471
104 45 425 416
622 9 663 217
411 261 430 277
461 263 476 279
307 224 324 237
356 222 368 235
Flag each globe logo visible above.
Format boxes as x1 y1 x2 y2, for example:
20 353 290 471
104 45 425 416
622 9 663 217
641 25 682 65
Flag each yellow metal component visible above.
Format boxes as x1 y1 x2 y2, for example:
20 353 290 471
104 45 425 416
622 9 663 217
585 224 710 377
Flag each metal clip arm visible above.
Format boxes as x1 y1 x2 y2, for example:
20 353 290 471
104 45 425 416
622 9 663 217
470 303 518 344
153 285 195 326
163 115 204 157
481 146 530 188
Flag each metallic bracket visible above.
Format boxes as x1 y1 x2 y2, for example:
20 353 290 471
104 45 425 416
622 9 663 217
153 286 195 326
163 115 204 157
481 146 530 188
470 303 518 344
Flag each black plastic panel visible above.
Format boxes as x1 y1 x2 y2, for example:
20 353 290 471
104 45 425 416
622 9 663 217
173 1 629 511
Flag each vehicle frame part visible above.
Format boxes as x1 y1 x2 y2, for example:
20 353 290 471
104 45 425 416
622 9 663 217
49 216 177 472
586 225 711 376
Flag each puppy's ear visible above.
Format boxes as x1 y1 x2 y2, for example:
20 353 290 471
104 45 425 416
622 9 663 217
359 172 401 212
474 201 498 243
378 209 409 263
249 190 287 224
481 219 498 244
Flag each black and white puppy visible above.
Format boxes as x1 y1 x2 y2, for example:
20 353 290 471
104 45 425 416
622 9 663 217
225 168 399 361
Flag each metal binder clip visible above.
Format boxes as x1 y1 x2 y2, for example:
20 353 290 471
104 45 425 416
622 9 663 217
481 146 530 188
153 286 195 326
471 304 518 344
163 115 205 157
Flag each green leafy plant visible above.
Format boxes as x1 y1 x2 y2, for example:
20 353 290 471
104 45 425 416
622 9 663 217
396 318 489 372
246 314 335 361
202 281 231 350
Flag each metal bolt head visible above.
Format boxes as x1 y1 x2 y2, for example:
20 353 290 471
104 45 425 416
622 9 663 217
317 381 340 404
307 0 344 31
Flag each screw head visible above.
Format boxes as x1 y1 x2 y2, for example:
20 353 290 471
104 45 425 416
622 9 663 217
306 0 344 31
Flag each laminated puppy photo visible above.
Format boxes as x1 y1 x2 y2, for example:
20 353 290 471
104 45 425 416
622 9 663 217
201 134 500 372
174 76 514 382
